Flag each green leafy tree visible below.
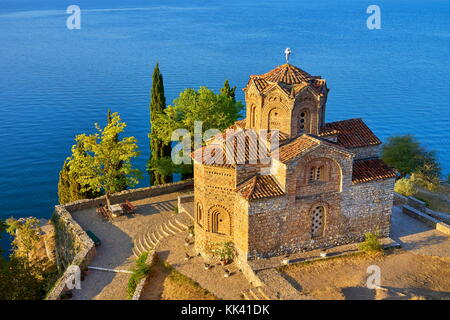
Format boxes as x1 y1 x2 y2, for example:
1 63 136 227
220 80 236 102
57 142 101 204
5 217 41 263
146 156 192 180
394 177 418 197
107 109 128 192
381 135 441 179
152 86 243 147
148 63 172 185
68 112 142 208
0 255 49 300
0 220 5 260
151 86 243 178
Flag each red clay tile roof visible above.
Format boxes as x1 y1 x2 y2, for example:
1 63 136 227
258 64 314 85
278 135 320 162
352 159 397 184
237 175 285 201
191 129 270 168
321 118 381 148
234 119 246 129
252 78 271 91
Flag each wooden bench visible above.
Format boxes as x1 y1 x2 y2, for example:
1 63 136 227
121 200 137 215
96 203 112 221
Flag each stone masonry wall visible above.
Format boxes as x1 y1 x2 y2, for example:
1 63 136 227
47 179 193 299
245 176 395 260
194 163 237 257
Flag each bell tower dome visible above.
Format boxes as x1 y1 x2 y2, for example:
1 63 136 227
243 60 329 139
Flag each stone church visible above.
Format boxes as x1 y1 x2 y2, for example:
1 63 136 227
192 62 396 263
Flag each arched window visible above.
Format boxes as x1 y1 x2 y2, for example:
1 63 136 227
196 203 203 227
211 208 231 235
308 166 324 182
299 110 309 133
268 107 283 131
251 105 257 128
311 206 325 238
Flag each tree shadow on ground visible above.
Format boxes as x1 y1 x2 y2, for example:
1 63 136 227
133 200 176 217
279 272 303 292
69 208 134 300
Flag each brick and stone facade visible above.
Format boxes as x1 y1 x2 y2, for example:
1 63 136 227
192 63 396 263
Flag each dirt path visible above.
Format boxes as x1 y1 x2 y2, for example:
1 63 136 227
282 250 450 300
280 207 450 300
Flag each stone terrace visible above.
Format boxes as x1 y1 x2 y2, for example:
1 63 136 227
69 188 192 300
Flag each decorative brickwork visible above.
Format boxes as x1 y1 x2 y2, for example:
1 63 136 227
193 63 396 263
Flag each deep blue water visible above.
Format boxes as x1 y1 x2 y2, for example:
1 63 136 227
0 0 449 255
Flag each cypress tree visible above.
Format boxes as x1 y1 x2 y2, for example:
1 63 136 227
220 79 237 102
148 63 171 185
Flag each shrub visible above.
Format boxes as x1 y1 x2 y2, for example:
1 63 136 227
358 232 382 254
127 252 151 299
394 177 417 197
410 172 440 192
211 242 236 262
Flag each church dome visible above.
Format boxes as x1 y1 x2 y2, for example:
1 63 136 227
256 63 313 85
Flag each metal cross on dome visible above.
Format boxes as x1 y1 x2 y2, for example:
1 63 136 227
285 48 292 64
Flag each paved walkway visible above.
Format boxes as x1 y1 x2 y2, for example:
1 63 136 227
390 206 449 258
69 188 191 300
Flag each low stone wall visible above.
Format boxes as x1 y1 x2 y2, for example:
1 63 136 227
403 205 450 235
393 192 408 206
64 179 193 213
47 179 193 300
46 205 96 300
131 250 156 300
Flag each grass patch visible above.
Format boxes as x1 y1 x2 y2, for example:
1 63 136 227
127 252 151 299
415 190 450 214
358 232 383 255
151 255 219 300
277 251 365 272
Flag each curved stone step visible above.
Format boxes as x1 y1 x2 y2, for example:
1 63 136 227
241 291 251 300
146 233 157 247
142 232 153 249
159 224 171 237
132 247 141 258
168 219 184 233
163 222 178 235
174 218 189 230
257 287 270 300
149 232 159 246
137 237 148 255
154 229 163 241
248 288 261 300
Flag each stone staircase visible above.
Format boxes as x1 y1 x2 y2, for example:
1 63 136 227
241 286 272 300
132 215 192 258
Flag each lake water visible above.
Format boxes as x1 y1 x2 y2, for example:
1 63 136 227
0 0 449 255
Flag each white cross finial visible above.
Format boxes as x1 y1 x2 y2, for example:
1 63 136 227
285 48 292 64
